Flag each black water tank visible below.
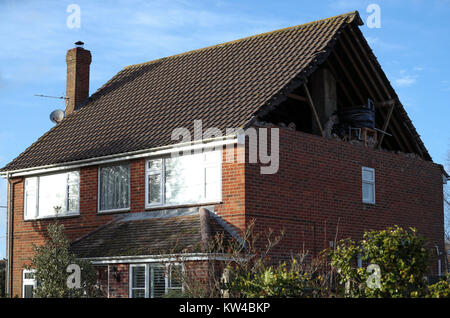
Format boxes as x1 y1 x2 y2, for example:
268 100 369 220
338 105 375 129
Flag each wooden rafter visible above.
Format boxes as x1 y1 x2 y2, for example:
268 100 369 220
341 31 384 100
288 93 307 103
338 40 374 102
377 103 394 149
331 51 365 104
325 61 355 106
389 113 415 153
348 26 392 99
338 29 415 154
303 83 325 137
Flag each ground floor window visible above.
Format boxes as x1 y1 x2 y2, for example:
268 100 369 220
22 270 37 298
130 264 183 298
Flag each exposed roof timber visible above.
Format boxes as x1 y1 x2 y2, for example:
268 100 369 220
338 38 375 102
324 60 355 106
375 99 396 108
330 50 366 104
348 25 431 159
335 33 406 151
341 31 385 101
323 40 406 152
378 103 395 149
336 27 426 155
390 113 415 153
303 83 325 137
288 93 308 103
348 26 391 99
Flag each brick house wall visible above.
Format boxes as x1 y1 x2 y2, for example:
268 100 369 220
245 128 445 273
6 129 446 297
7 146 244 297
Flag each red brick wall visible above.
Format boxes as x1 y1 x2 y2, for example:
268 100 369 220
245 128 446 274
7 132 445 297
8 146 244 297
107 264 129 298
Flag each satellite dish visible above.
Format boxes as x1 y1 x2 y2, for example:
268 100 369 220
50 109 65 124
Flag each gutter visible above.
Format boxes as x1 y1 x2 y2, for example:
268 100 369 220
0 134 239 178
79 253 246 265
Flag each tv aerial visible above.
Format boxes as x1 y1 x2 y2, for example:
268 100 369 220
34 94 69 124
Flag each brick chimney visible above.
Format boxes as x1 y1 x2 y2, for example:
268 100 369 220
65 41 91 115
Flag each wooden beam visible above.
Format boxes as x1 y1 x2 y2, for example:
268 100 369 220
377 102 394 149
331 51 366 104
375 99 396 108
338 39 374 102
341 31 384 100
325 61 355 106
339 30 413 153
303 83 325 137
348 26 392 99
389 112 415 153
288 93 307 103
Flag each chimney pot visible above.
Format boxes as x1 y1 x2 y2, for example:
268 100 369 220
65 42 91 115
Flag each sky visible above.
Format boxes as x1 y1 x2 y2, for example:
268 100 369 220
0 0 449 259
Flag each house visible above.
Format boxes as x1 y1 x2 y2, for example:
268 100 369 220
1 11 448 298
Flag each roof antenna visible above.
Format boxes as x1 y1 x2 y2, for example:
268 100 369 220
34 94 69 124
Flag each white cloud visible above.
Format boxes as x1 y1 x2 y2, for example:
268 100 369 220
366 36 407 51
395 75 417 87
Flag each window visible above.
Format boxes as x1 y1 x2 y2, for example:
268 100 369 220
146 150 221 208
24 171 80 220
362 167 375 204
99 164 130 212
130 264 183 298
22 270 36 298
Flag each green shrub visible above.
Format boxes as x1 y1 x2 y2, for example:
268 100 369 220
329 226 431 298
425 275 450 298
28 222 103 298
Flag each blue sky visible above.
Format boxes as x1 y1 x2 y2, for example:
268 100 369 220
0 0 449 258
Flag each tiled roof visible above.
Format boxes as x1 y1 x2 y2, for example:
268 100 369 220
2 11 365 171
70 209 235 258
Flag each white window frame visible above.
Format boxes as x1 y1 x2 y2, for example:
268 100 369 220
98 163 131 213
129 263 184 298
24 171 80 220
362 167 376 204
145 150 222 209
22 269 37 298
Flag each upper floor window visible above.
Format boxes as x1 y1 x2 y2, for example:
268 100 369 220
362 167 375 204
24 171 80 220
146 150 221 208
99 164 130 213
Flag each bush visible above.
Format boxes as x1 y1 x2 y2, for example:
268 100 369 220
227 256 327 298
27 222 103 298
425 275 450 298
329 226 431 298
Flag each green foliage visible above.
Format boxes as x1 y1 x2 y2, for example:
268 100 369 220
329 226 431 298
226 256 327 298
28 222 103 298
425 274 450 298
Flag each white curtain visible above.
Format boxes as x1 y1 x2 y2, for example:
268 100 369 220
100 164 130 210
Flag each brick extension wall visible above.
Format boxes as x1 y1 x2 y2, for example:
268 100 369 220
245 128 446 273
